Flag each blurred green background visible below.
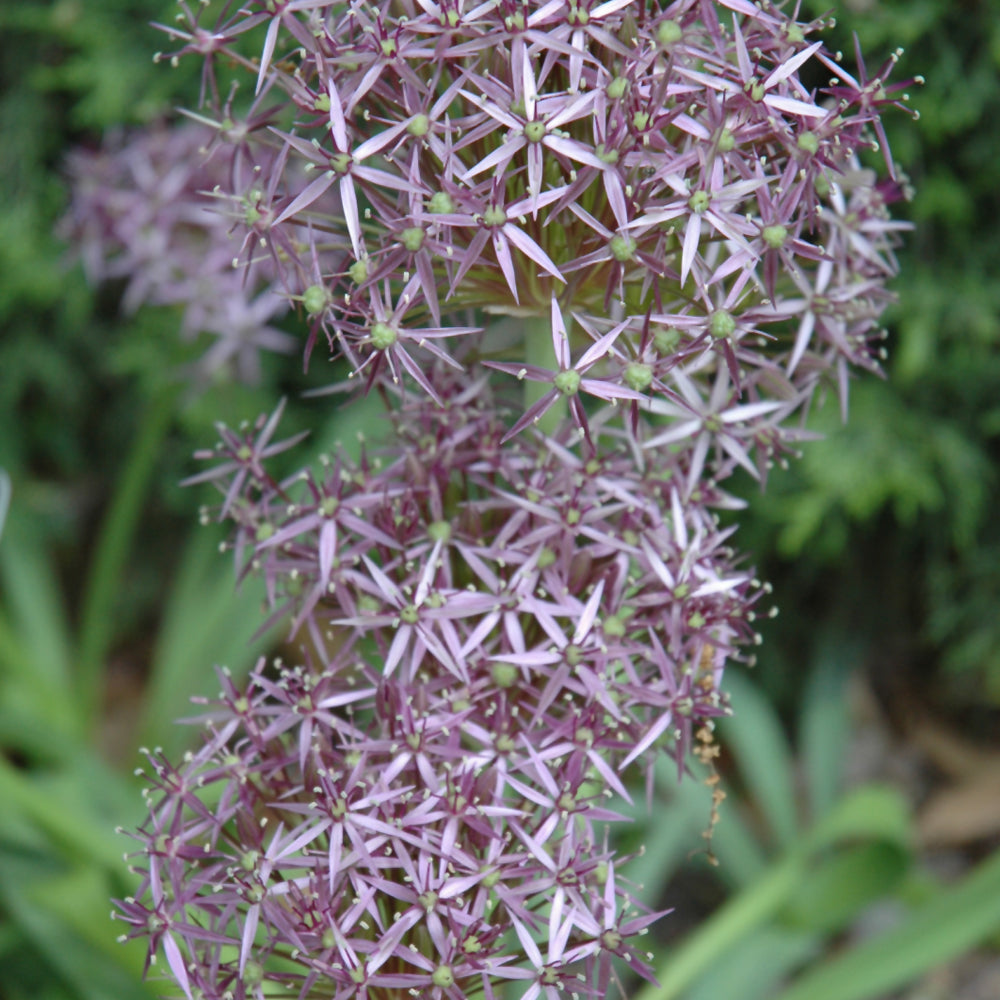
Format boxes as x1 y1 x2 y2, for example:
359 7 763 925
1 1 998 998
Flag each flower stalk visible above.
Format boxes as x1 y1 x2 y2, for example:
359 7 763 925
523 311 570 435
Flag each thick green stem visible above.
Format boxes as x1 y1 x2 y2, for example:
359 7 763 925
524 312 568 437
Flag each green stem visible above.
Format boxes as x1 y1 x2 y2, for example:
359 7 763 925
633 852 807 1000
524 312 566 437
76 382 179 734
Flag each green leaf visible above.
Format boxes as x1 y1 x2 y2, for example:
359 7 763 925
0 519 73 695
633 785 912 1000
802 784 912 855
76 385 179 731
0 522 78 743
635 844 806 1000
18 863 146 975
137 526 278 758
781 841 910 933
0 755 126 871
0 853 155 1000
685 926 822 1000
799 641 854 822
772 846 1000 1000
717 670 799 849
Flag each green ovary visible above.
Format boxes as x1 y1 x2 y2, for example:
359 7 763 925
609 234 636 261
491 662 518 688
428 520 451 542
709 310 736 339
428 191 455 214
370 322 398 350
432 966 454 989
483 206 506 227
762 224 788 249
400 227 425 252
597 143 619 164
302 284 327 315
554 369 581 395
656 19 682 45
654 326 682 354
524 120 547 143
797 131 820 155
407 113 430 136
607 76 629 99
688 190 710 213
624 362 653 391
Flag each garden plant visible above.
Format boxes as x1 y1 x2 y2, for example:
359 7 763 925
16 0 1000 999
56 1 927 997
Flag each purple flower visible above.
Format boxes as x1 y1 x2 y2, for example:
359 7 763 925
118 381 760 997
63 123 317 387
485 299 645 441
94 1 914 996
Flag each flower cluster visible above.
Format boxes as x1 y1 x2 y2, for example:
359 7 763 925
97 1 911 997
122 379 761 999
147 0 910 430
64 119 325 386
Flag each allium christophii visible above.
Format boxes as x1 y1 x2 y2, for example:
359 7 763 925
105 1 913 998
123 382 756 998
63 114 325 386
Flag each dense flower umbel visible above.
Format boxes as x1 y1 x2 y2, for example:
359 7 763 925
68 0 914 470
133 0 911 440
103 1 911 997
63 119 334 386
120 380 762 999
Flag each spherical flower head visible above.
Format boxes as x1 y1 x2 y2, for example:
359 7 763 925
121 384 763 997
104 3 915 997
140 0 909 457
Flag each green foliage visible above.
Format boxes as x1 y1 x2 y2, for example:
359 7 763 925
2 0 998 997
0 0 199 480
623 646 1000 1000
1 1 191 129
0 506 277 1000
750 383 991 561
0 7 312 995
